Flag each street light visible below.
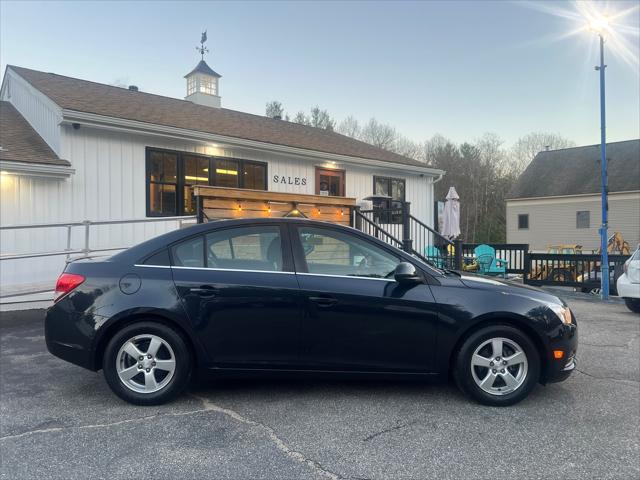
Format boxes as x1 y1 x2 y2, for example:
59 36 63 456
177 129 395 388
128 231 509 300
589 15 610 300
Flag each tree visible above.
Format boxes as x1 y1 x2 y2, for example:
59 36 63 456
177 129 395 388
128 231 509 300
360 118 397 150
309 106 335 130
265 101 284 119
293 111 310 126
425 134 514 243
393 136 424 161
510 132 575 173
337 115 361 138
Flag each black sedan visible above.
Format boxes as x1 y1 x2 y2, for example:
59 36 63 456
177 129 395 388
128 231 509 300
45 218 577 406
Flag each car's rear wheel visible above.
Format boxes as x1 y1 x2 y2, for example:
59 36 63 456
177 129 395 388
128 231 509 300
103 321 192 405
624 298 640 314
454 325 540 406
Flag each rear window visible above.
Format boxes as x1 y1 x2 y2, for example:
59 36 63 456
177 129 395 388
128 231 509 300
143 249 170 266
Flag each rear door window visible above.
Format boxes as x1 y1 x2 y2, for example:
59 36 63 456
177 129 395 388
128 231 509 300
205 226 283 272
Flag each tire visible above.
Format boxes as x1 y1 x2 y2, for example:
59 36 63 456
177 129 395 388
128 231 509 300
624 298 640 314
454 325 540 407
103 321 193 405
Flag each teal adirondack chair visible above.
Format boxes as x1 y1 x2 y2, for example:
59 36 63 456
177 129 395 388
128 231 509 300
425 245 445 269
473 244 508 278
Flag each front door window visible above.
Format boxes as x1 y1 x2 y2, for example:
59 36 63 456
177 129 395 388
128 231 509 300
297 227 400 279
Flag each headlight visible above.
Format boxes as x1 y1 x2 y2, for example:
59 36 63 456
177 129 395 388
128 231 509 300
548 303 573 325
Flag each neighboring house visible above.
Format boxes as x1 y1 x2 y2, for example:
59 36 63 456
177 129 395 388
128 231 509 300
0 61 443 295
506 140 640 251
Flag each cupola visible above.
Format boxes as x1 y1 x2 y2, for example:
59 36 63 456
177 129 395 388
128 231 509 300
185 31 222 108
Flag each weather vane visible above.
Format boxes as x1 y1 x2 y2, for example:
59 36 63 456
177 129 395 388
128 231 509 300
196 30 209 60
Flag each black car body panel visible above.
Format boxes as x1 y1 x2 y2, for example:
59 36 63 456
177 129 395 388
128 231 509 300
45 218 577 385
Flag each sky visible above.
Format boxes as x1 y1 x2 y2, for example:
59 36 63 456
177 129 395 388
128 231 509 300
1 0 638 147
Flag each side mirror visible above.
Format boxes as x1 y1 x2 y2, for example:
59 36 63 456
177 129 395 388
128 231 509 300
394 262 422 284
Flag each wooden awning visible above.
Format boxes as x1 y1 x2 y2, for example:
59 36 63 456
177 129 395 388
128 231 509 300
193 186 357 226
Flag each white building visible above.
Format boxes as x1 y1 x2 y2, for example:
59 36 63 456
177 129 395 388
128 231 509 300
0 59 443 303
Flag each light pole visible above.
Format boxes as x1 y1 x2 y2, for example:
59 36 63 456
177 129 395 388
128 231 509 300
592 19 609 300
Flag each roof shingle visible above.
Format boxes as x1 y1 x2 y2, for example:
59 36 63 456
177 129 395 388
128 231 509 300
0 101 69 166
9 66 428 169
508 139 640 199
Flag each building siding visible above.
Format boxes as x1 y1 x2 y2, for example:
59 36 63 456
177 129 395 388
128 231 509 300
1 122 435 291
0 70 62 156
506 192 640 251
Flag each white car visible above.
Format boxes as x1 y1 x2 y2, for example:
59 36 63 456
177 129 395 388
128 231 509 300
617 246 640 313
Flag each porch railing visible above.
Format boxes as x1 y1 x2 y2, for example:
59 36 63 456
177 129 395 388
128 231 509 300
355 203 460 269
462 243 529 274
523 252 630 292
354 210 404 250
0 216 196 261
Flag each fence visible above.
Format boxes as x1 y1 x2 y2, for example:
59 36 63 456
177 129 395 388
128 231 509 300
523 252 629 292
462 243 529 274
354 210 404 251
0 216 196 261
356 204 460 268
0 216 196 299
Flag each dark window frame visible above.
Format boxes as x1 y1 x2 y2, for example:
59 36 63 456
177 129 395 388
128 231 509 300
372 176 406 205
373 176 406 224
517 214 529 230
315 167 346 196
146 147 268 217
576 210 590 229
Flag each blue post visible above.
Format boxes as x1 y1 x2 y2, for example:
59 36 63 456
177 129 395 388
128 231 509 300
597 34 609 300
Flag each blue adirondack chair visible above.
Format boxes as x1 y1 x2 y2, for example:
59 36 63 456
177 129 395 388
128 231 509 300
425 245 445 269
473 244 508 278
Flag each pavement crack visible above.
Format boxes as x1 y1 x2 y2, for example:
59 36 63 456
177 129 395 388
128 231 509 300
362 420 417 442
0 407 213 441
190 394 341 480
575 368 639 386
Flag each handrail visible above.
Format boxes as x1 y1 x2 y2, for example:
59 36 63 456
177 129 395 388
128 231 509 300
408 214 453 246
0 215 195 230
355 211 403 248
0 216 196 261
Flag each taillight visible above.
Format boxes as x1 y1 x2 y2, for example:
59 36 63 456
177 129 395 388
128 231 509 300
54 273 85 302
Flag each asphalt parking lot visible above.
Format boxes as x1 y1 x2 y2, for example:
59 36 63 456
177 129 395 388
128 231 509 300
1 295 638 480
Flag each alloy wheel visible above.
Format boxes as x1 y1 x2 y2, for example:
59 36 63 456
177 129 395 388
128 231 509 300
470 337 528 396
116 334 176 394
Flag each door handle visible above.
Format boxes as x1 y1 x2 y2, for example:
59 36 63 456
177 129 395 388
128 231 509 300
308 295 338 308
189 286 217 297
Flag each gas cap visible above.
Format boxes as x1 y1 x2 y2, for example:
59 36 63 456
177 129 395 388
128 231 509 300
119 273 141 295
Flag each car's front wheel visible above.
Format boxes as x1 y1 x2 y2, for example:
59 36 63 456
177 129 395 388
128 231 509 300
454 325 540 406
103 321 192 405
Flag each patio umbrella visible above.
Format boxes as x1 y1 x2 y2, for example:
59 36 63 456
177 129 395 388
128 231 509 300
441 187 460 240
